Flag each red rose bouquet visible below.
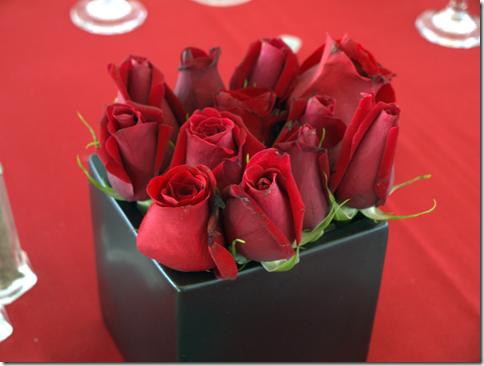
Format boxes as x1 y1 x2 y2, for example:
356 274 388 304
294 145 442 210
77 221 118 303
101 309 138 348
78 35 435 281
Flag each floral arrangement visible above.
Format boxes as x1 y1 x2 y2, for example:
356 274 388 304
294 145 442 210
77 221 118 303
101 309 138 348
79 34 435 281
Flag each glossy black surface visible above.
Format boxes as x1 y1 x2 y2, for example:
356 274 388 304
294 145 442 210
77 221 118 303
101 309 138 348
88 154 388 362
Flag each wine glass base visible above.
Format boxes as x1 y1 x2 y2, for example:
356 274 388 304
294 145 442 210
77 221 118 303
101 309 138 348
0 306 13 343
415 8 480 48
190 0 251 6
70 0 147 35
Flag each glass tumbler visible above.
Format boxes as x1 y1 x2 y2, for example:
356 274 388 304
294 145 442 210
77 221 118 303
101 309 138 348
0 163 37 305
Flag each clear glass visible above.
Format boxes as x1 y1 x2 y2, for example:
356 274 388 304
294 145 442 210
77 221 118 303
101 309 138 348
0 303 13 342
70 0 147 35
415 0 480 48
190 0 252 6
0 163 37 305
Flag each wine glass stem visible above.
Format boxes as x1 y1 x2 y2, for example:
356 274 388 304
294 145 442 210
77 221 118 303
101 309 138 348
447 0 468 19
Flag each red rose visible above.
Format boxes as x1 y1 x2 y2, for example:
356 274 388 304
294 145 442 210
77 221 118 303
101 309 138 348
275 125 331 231
96 102 177 202
224 148 304 262
174 47 226 115
213 87 287 146
170 108 265 191
275 95 346 154
108 55 187 128
230 38 299 102
137 165 237 280
330 93 400 209
289 34 396 125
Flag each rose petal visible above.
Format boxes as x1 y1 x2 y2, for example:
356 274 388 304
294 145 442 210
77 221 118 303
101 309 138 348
224 184 295 262
334 103 400 209
137 199 216 272
207 196 237 280
248 41 286 90
245 167 296 243
128 57 152 105
243 149 304 245
276 139 330 231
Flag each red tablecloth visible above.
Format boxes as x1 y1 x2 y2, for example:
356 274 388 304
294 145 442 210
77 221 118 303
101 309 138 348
0 0 480 362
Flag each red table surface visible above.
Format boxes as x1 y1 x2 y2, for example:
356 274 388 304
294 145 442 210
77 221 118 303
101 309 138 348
0 0 480 362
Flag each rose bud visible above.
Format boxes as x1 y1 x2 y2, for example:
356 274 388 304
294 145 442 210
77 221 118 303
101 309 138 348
213 87 287 146
224 148 305 262
137 165 237 279
174 47 226 115
329 93 400 209
96 102 178 202
275 95 346 154
289 34 396 125
229 38 299 103
274 125 331 231
108 55 187 128
170 108 265 192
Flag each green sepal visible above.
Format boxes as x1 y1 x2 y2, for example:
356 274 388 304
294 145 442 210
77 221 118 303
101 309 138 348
390 174 432 195
300 227 325 247
318 128 326 148
78 112 99 149
230 239 250 266
169 140 175 148
261 246 300 272
328 184 356 221
77 156 125 201
360 200 437 221
333 204 358 221
137 199 152 216
300 189 349 245
243 79 248 88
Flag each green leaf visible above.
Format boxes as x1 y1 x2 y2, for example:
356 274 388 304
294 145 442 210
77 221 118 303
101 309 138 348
360 200 437 221
137 199 152 216
390 174 432 195
261 247 300 272
77 156 125 201
78 112 99 149
243 79 248 88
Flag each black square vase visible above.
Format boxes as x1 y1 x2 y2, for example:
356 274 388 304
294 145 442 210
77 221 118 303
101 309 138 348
88 154 388 362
